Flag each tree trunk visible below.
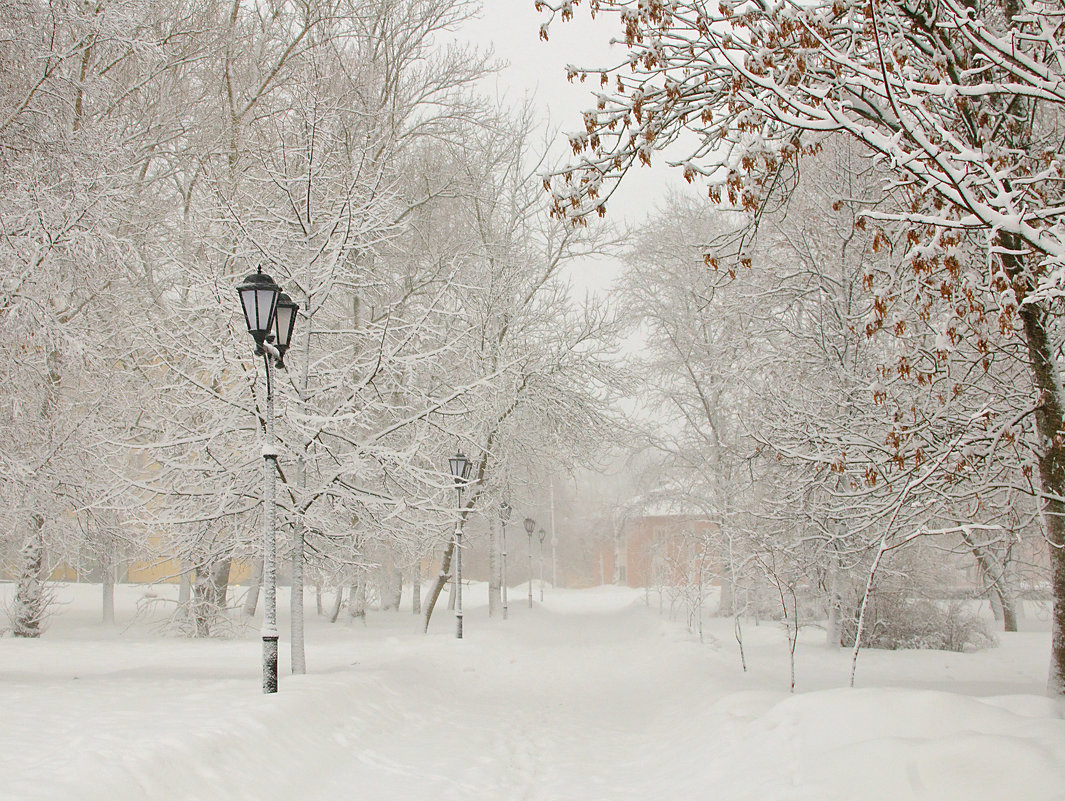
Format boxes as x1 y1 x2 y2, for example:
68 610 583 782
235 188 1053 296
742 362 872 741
976 552 1018 633
328 586 344 623
192 558 231 637
380 550 402 611
291 446 310 672
422 540 455 632
316 582 323 616
1016 298 1065 691
101 551 115 626
242 557 263 617
12 514 48 638
291 524 306 674
989 588 1005 622
411 566 422 614
349 578 366 621
178 564 192 606
825 561 843 647
210 558 231 608
389 569 402 612
966 529 1018 633
1001 594 1019 634
192 578 211 637
488 520 502 617
719 572 734 617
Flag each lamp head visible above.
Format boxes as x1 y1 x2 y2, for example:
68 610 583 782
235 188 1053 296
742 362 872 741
448 451 472 487
236 266 281 350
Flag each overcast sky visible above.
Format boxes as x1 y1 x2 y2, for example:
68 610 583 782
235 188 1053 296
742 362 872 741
454 3 692 295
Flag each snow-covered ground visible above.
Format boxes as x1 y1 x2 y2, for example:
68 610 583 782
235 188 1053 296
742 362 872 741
1 582 1063 800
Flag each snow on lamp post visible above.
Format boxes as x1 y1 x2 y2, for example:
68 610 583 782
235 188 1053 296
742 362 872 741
538 527 546 602
449 451 473 639
499 501 511 620
236 267 298 694
523 517 535 608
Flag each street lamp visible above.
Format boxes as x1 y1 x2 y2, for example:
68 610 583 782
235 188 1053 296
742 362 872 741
449 451 473 639
523 517 535 608
235 266 299 695
499 501 511 620
538 527 546 602
237 266 279 351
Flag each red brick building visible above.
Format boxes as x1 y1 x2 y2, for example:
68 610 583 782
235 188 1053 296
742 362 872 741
599 513 718 588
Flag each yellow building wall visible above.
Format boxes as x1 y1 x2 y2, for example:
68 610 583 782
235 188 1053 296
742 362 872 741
39 556 255 585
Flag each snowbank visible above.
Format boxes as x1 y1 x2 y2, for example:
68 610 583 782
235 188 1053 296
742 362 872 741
0 582 1062 800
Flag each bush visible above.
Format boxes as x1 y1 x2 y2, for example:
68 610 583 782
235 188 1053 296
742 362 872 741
840 597 995 652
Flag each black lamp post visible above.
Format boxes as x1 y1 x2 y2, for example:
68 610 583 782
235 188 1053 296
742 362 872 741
499 501 511 620
538 527 547 602
449 451 473 639
523 517 535 608
235 266 298 694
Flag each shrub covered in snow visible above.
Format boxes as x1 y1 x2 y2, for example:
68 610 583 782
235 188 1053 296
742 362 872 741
840 597 995 652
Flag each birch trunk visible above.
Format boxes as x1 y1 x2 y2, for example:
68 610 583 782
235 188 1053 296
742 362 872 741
381 550 402 611
101 551 115 626
12 514 47 638
291 529 306 673
412 568 422 614
328 587 343 623
974 549 1019 633
422 540 455 632
192 558 231 637
488 520 502 617
825 561 843 648
349 578 366 621
178 565 192 605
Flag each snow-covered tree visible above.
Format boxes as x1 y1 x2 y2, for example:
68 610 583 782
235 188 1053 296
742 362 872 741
0 0 159 635
542 0 1065 693
414 108 625 631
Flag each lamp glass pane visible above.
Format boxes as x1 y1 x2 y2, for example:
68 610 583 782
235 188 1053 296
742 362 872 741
274 303 295 348
256 287 278 334
239 288 258 332
449 454 467 479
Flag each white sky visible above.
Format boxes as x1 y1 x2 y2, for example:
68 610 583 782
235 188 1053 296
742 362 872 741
455 3 694 295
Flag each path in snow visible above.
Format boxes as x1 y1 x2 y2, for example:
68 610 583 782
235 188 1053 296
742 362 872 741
280 592 717 801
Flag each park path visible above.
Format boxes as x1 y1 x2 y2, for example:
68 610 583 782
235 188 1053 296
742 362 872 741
287 592 721 801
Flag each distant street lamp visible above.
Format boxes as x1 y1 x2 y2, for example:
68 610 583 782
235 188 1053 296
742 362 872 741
499 501 512 620
523 517 535 608
538 527 547 602
449 451 473 639
236 267 299 694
